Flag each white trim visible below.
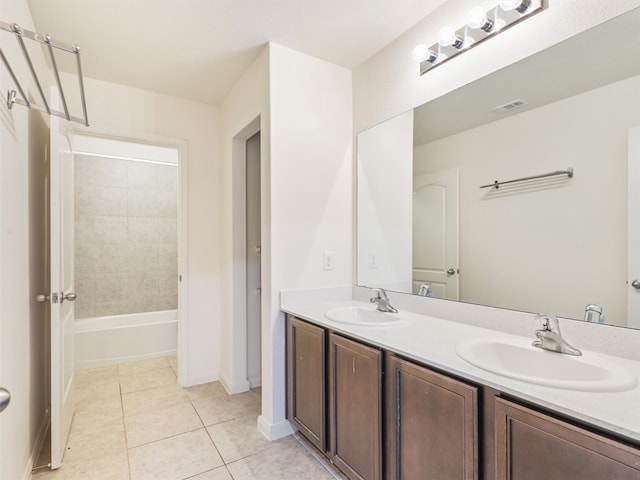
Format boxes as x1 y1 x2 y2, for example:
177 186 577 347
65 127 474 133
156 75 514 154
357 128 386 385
257 415 294 441
219 372 250 395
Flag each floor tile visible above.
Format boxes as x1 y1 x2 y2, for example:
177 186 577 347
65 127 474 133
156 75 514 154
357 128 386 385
190 389 260 427
122 383 189 417
32 450 130 480
125 401 203 447
75 365 119 386
207 414 271 463
118 356 171 376
74 377 121 403
119 365 177 394
129 428 223 480
226 436 337 480
186 466 234 479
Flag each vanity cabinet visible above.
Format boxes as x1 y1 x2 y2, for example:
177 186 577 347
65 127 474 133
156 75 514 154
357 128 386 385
286 316 326 452
385 354 478 480
329 333 383 480
495 397 640 480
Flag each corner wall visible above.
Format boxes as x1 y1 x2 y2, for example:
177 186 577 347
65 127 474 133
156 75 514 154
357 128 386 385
266 43 352 438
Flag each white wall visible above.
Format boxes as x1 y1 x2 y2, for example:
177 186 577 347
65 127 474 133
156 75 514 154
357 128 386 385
66 75 221 387
357 110 413 291
414 74 640 325
353 0 640 132
266 43 352 439
0 1 50 478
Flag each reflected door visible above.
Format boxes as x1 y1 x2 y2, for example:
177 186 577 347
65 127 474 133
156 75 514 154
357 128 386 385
49 109 76 468
628 127 640 328
412 169 459 300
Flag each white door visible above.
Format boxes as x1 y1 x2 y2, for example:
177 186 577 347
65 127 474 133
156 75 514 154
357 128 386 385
49 112 76 468
628 127 640 328
412 169 459 300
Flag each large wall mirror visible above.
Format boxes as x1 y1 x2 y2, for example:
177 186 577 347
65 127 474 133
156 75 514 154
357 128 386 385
357 7 640 329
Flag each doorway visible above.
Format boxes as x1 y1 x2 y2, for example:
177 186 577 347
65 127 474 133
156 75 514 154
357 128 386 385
246 132 262 388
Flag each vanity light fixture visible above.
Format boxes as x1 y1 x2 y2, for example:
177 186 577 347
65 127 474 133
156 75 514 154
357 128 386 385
414 0 543 75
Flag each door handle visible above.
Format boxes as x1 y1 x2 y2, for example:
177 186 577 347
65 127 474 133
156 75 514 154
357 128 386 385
0 387 10 413
61 292 77 302
36 293 50 303
446 268 456 276
632 279 640 290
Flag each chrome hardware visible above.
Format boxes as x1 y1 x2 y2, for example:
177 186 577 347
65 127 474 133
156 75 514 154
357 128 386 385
632 279 640 289
256 287 262 295
61 292 77 303
256 246 261 253
36 293 50 303
532 314 582 356
584 304 603 323
369 288 398 313
0 387 10 413
446 268 456 276
52 292 59 304
418 283 434 297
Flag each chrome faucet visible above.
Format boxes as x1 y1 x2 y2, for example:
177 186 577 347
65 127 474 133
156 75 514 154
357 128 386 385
532 314 582 356
369 288 398 313
418 283 434 297
584 304 604 323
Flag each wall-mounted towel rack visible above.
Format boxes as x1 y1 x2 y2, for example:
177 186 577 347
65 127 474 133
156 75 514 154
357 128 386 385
480 167 574 190
0 21 88 126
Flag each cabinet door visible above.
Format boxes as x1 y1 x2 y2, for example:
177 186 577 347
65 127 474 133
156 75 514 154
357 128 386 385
286 316 326 452
386 355 478 480
329 333 383 480
495 397 640 480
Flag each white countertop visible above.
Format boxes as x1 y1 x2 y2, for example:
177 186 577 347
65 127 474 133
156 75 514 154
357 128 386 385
282 298 640 443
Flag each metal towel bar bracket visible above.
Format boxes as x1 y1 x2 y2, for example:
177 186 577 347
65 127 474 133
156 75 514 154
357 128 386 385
0 21 88 126
480 167 573 190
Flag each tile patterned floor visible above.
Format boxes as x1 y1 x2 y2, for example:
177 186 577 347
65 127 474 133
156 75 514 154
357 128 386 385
32 356 340 480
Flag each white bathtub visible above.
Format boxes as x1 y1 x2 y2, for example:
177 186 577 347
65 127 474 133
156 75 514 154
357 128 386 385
75 310 177 370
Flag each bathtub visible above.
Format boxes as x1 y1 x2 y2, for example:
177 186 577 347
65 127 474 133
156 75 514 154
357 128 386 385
75 310 177 370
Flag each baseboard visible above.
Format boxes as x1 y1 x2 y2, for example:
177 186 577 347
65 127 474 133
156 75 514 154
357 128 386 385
219 372 250 395
248 376 261 388
257 415 294 441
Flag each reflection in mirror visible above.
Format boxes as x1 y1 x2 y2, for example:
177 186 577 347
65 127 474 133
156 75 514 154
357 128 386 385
356 7 640 329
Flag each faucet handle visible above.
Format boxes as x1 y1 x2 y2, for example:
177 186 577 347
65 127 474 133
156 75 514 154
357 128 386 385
535 314 559 333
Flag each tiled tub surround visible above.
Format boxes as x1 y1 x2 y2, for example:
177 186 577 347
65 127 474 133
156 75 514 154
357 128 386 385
74 154 178 319
281 287 640 443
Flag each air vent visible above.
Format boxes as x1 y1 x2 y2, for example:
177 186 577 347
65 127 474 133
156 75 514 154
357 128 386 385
492 99 528 114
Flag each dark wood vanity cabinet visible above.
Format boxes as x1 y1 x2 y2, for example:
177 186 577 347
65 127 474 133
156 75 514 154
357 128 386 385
329 332 383 480
495 397 640 480
385 355 479 480
286 316 327 452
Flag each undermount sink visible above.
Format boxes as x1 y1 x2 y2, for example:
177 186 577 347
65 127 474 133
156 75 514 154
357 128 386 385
456 337 638 392
324 306 406 326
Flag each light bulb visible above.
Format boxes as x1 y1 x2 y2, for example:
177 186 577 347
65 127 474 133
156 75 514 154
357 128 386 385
500 0 531 13
437 26 463 49
467 6 493 32
412 44 437 63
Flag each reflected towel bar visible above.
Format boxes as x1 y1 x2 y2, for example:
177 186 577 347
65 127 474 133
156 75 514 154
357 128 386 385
480 167 573 189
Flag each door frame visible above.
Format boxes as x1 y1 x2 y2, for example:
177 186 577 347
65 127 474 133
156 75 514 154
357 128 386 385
69 127 189 382
225 116 261 394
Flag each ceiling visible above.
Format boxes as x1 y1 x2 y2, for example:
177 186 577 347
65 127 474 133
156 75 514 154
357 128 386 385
26 0 448 105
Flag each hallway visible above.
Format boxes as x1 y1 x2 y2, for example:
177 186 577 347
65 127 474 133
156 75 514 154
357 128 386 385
31 357 339 480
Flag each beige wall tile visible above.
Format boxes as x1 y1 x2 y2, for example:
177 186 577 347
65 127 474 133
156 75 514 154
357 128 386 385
127 161 158 190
